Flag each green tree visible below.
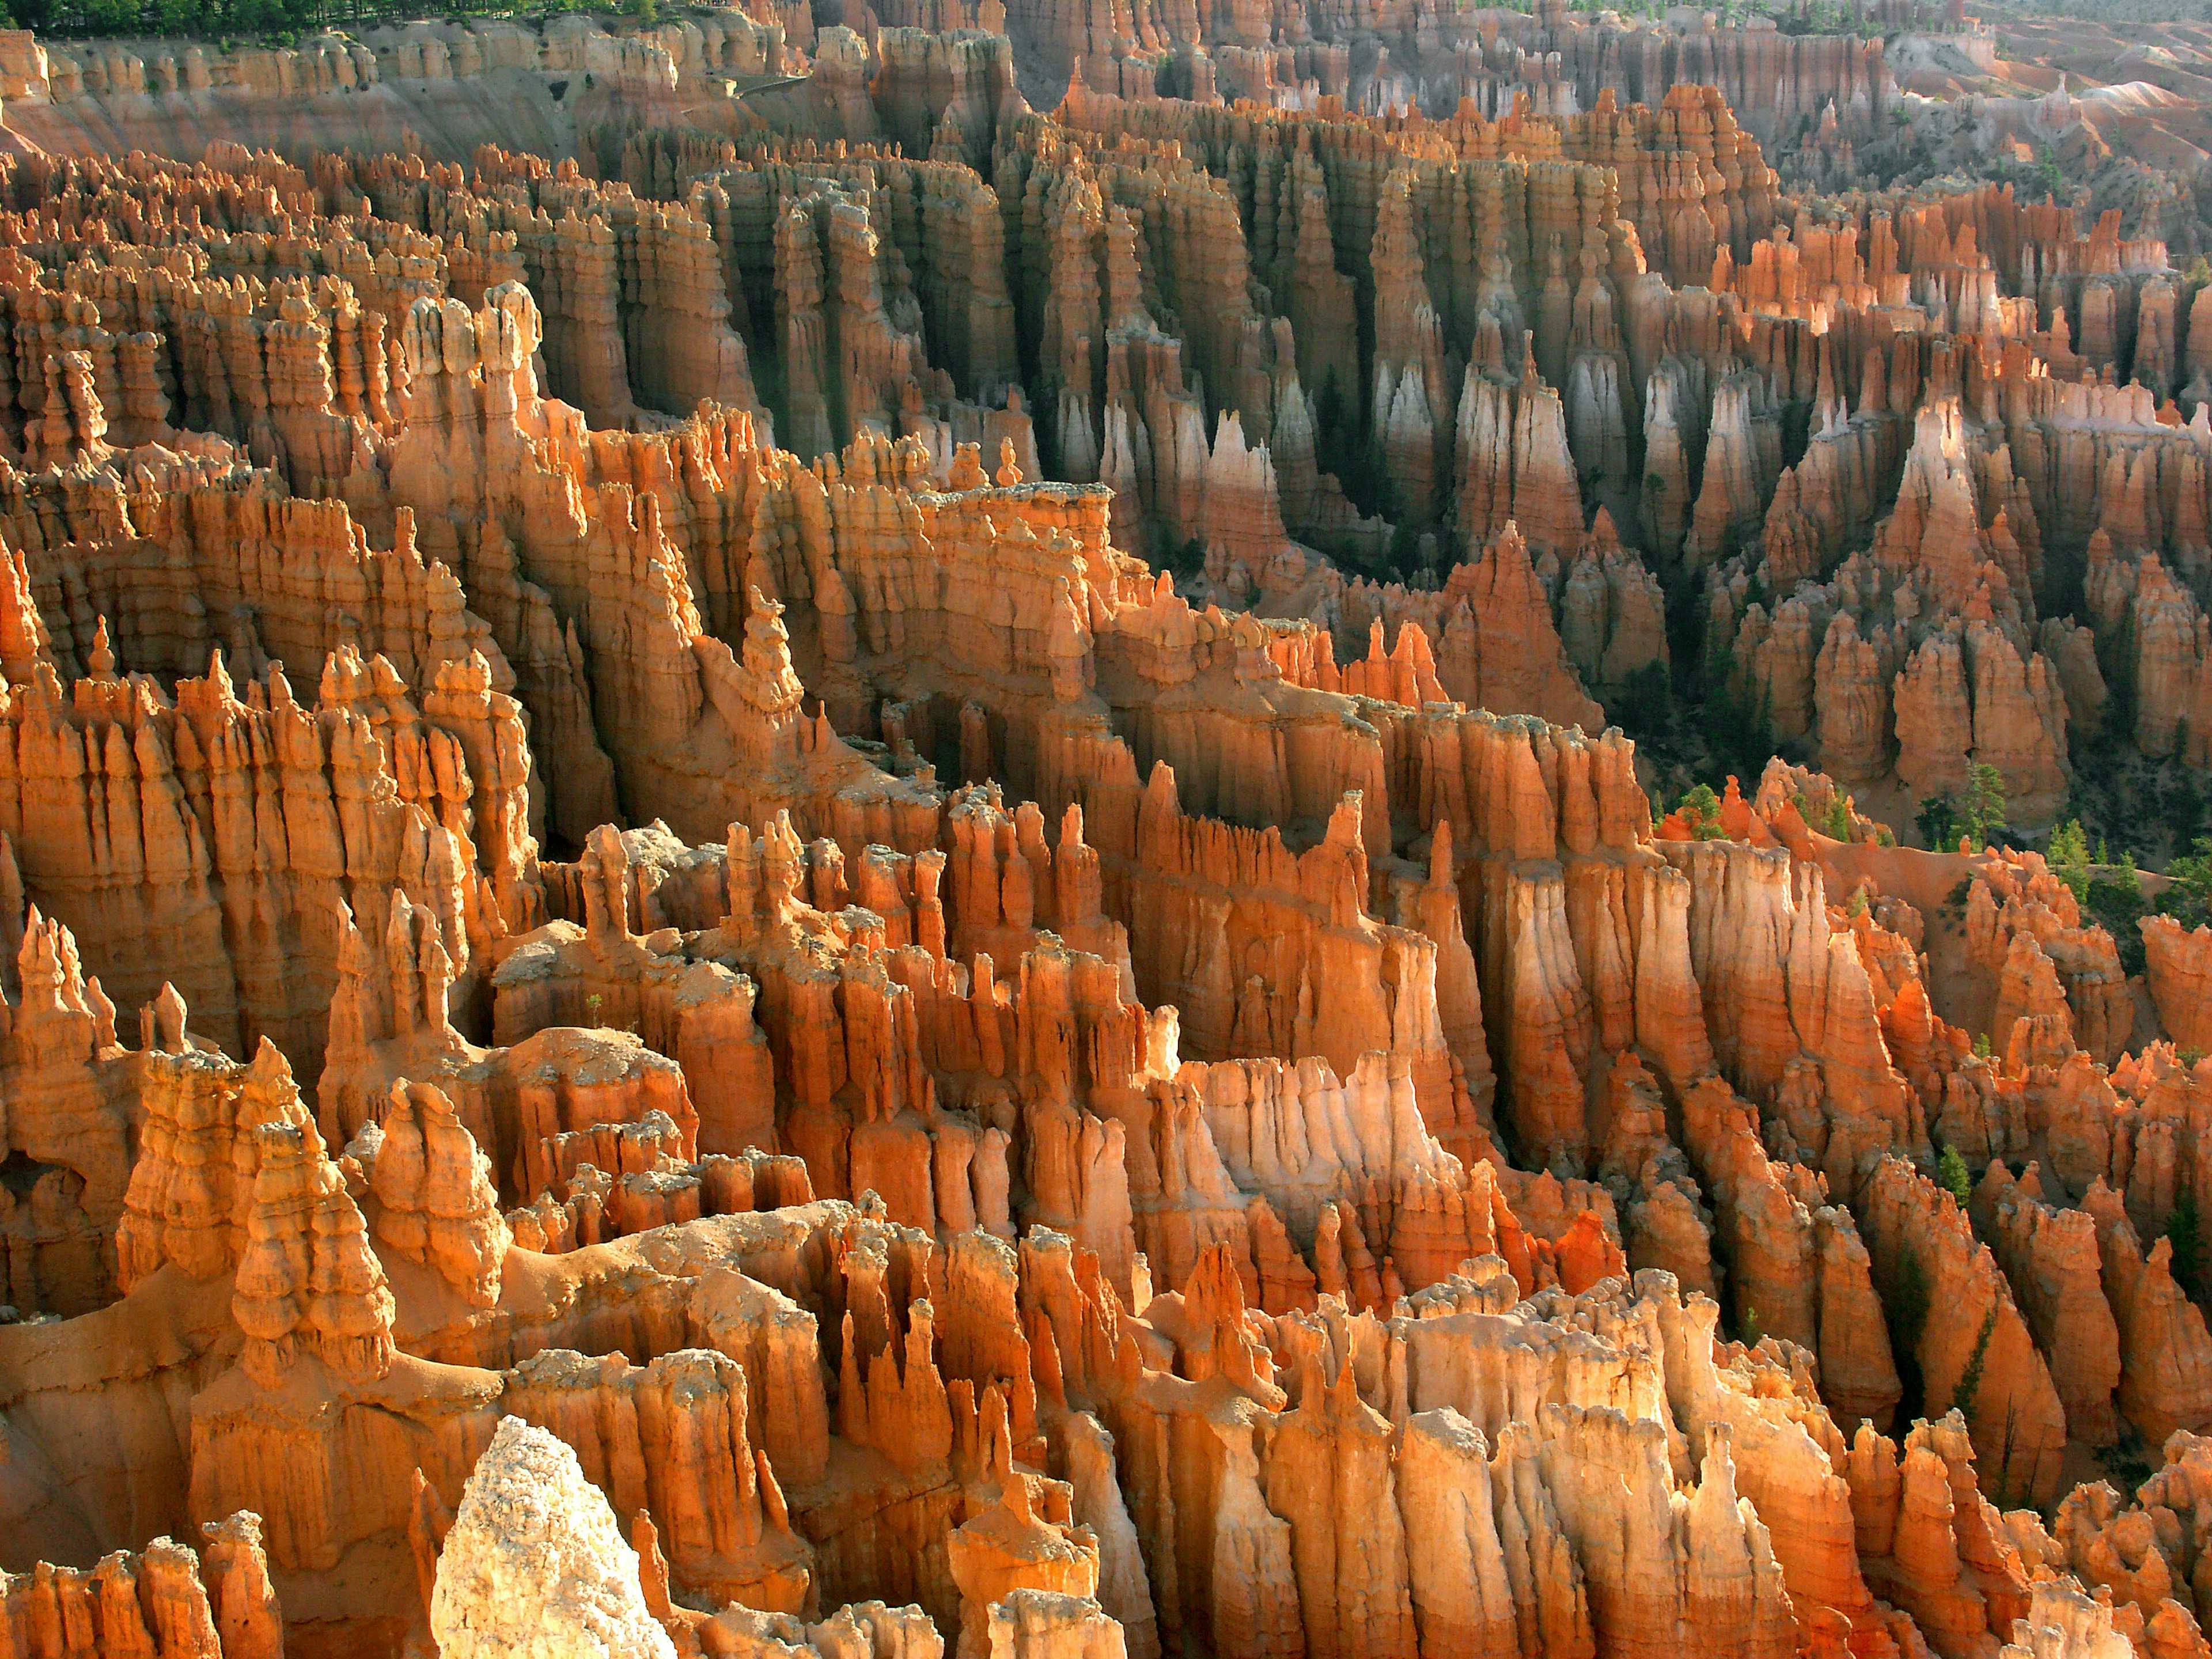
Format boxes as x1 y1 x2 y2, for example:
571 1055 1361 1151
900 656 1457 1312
1959 762 2008 851
1952 1305 1997 1419
1938 1145 1974 1206
1917 793 1958 851
2049 817 2091 902
1677 783 1727 841
1823 796 1853 842
149 0 208 31
2165 773 2206 861
2165 836 2212 930
2088 855 2149 975
230 0 291 34
2036 145 2068 203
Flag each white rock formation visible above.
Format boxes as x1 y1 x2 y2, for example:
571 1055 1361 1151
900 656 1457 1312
987 1591 1129 1659
430 1414 679 1659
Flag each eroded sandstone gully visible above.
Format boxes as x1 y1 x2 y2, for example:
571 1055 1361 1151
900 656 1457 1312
3 3 2212 1657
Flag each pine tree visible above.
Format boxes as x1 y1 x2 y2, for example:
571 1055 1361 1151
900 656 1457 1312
1938 1145 1973 1207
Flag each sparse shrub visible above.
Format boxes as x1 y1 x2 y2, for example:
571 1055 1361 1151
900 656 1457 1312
1952 1305 1997 1419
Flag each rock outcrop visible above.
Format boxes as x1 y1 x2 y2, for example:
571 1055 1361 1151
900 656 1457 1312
432 1415 680 1659
2 23 2211 1659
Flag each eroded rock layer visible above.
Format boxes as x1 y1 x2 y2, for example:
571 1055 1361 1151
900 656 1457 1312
4 6 2212 1659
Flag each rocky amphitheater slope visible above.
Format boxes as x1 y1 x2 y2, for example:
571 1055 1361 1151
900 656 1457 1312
1 4 2211 1659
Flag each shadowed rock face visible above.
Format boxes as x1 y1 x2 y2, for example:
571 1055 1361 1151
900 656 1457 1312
3 7 2212 1659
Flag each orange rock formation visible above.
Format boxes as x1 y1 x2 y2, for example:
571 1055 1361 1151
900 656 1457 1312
1 10 2210 1659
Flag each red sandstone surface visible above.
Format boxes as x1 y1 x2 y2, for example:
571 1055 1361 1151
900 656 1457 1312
0 2 2209 1657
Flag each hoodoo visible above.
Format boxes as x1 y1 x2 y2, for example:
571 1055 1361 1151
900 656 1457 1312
2 3 2212 1658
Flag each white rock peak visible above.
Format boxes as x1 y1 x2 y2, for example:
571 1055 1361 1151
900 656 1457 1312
430 1414 679 1659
